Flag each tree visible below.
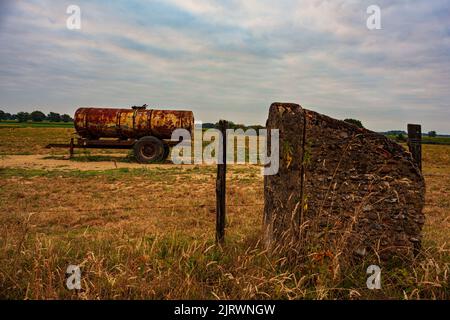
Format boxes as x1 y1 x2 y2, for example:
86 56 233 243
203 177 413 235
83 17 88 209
16 112 30 122
202 123 215 129
215 120 236 129
344 118 364 128
249 124 265 131
47 112 61 122
396 133 407 142
30 110 46 122
61 114 73 122
428 131 437 137
0 110 5 121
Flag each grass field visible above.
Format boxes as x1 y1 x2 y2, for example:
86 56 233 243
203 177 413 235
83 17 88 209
0 127 448 299
421 136 450 145
0 127 125 156
385 134 450 145
0 120 75 128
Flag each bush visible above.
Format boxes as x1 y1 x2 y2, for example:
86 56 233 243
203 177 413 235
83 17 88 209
344 118 364 128
396 133 407 142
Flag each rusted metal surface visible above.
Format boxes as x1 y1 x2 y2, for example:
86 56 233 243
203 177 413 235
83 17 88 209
74 106 194 140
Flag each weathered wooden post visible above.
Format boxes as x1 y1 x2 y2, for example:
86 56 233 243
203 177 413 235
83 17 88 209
216 120 227 244
407 124 422 171
69 138 74 158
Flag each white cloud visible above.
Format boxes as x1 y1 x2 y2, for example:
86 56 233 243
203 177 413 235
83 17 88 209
0 0 449 132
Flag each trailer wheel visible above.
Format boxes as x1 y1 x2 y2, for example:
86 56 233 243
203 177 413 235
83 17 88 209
133 136 165 163
162 144 170 161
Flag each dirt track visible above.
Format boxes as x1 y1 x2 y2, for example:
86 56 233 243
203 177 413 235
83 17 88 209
0 154 183 171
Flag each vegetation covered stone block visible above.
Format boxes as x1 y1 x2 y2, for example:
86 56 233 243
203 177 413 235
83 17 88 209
264 102 425 262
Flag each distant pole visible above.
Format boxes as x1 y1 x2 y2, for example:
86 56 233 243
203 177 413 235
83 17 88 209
407 124 422 171
216 120 227 245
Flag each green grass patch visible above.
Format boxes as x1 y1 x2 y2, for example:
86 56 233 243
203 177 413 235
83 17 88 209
385 134 450 145
0 166 214 179
0 120 74 128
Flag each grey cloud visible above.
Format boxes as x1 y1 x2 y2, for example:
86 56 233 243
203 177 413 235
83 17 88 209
0 0 449 133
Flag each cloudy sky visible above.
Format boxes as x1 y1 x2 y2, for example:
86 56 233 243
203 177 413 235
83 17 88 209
0 0 449 132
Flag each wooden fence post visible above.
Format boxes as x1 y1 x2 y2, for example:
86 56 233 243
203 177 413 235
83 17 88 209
216 120 227 245
69 138 74 158
407 124 422 171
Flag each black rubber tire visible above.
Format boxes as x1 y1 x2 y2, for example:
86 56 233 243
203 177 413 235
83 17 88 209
86 135 98 140
162 144 170 161
133 136 165 163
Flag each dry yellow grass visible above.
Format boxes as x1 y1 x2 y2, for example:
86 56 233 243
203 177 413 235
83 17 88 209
0 128 448 299
0 127 124 155
0 127 75 155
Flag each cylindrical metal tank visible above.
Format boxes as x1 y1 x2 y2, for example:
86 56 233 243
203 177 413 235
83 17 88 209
74 107 194 140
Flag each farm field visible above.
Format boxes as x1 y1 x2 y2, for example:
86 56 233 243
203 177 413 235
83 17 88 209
385 134 450 145
0 127 448 299
0 120 74 129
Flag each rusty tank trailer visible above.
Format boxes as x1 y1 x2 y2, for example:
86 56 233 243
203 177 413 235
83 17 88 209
74 106 193 140
48 105 194 163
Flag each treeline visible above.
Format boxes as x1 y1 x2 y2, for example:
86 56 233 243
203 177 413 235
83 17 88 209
203 118 363 131
203 121 265 131
0 110 73 122
383 130 439 138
